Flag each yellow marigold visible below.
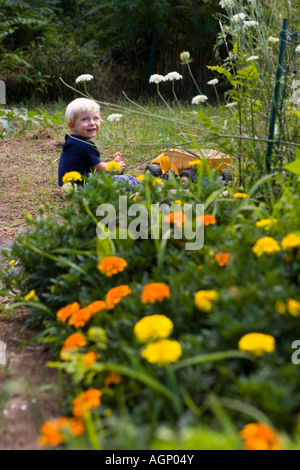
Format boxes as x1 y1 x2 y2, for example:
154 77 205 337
104 371 122 388
196 214 217 226
215 252 231 267
106 161 121 172
136 174 144 181
255 218 277 229
194 289 218 312
134 315 174 343
82 351 98 367
62 171 82 184
238 332 275 356
68 300 106 328
24 290 37 301
188 159 202 166
141 339 182 367
252 237 281 257
140 283 171 304
105 285 132 310
97 256 127 277
233 192 247 198
287 299 300 317
60 332 87 357
171 199 182 205
57 302 80 323
239 422 281 450
281 233 300 251
275 300 286 315
72 389 102 418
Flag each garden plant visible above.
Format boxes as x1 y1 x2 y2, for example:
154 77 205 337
1 0 300 451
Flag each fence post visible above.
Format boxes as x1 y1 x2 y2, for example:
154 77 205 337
265 18 288 173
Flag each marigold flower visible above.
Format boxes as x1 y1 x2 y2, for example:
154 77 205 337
252 237 281 257
239 422 281 450
287 299 300 317
82 351 98 367
24 290 37 301
140 283 171 304
188 159 202 166
134 315 174 343
72 389 102 418
97 256 127 277
255 218 277 229
196 214 216 225
105 285 132 310
164 211 186 227
215 252 231 266
233 192 247 198
62 171 82 184
194 290 218 312
60 332 87 357
39 418 68 446
105 161 121 171
104 371 122 388
281 233 300 251
56 302 81 323
141 339 182 367
68 301 106 328
238 332 275 356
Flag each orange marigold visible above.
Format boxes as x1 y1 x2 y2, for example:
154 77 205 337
39 417 85 447
105 285 132 310
141 283 171 304
82 351 98 367
239 422 281 450
72 388 102 418
196 214 216 226
60 332 87 357
215 252 231 266
68 300 106 328
97 256 127 277
56 302 80 323
104 371 123 388
164 211 186 227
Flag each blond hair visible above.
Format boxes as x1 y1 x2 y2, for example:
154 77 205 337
65 98 100 124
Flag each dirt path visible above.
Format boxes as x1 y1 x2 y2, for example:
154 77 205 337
0 129 64 450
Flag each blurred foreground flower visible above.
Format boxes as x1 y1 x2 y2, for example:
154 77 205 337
134 315 173 343
196 214 216 225
215 252 231 266
105 285 132 310
97 256 127 276
24 290 38 301
140 283 171 304
252 237 280 257
57 302 80 323
72 389 102 418
141 339 182 367
60 332 87 357
281 233 300 251
239 422 281 450
105 161 121 172
238 332 275 356
39 417 85 447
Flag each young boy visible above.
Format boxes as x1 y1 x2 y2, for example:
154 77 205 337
58 98 140 187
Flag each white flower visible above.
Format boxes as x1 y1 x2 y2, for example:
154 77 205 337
180 51 191 63
75 74 94 83
207 79 219 85
225 102 238 107
191 95 208 105
149 74 166 84
268 36 279 43
243 20 259 27
165 72 183 81
107 113 123 122
246 55 259 61
232 13 246 22
295 45 300 53
219 0 235 8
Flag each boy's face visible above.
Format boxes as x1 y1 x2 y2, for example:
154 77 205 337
68 109 101 140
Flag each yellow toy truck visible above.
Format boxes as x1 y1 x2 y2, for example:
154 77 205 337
145 148 232 186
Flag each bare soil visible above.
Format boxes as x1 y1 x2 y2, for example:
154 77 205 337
0 127 65 450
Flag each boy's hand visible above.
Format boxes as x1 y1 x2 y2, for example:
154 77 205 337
118 160 126 170
114 152 122 161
